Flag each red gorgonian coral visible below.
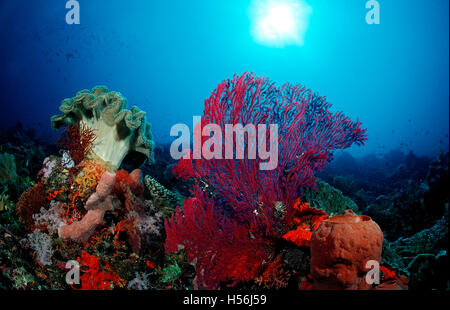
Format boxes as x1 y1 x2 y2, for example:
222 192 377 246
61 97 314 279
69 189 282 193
165 184 274 289
165 72 367 289
57 122 96 165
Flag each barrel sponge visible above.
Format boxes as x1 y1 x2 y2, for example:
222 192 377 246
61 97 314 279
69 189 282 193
51 86 154 169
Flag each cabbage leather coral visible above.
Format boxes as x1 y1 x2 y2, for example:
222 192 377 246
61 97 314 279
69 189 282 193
51 86 154 170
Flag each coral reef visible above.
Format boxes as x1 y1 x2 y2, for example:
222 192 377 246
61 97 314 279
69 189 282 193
0 77 447 290
51 86 154 169
0 91 176 290
391 205 448 257
166 185 275 289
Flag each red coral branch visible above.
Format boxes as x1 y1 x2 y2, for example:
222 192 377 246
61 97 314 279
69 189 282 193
165 184 273 289
57 122 96 164
166 73 367 289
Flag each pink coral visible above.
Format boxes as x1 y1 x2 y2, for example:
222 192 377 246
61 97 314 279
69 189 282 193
86 170 116 208
58 170 116 242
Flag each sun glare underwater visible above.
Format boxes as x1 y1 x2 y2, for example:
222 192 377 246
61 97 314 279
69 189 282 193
250 0 313 47
0 0 448 294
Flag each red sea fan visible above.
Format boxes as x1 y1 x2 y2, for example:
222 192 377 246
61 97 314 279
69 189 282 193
172 72 367 234
166 72 367 288
165 184 273 289
57 122 96 164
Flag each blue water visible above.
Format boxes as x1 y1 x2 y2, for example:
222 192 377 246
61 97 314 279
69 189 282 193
0 0 448 158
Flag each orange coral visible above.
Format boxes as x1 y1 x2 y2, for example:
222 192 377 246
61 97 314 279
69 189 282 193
282 198 328 247
146 260 156 269
74 251 124 290
283 227 313 247
71 160 107 198
293 201 311 212
46 186 66 201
